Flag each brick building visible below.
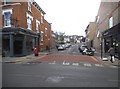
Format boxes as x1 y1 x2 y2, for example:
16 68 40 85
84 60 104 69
93 1 120 59
85 22 97 48
40 19 52 51
1 0 52 56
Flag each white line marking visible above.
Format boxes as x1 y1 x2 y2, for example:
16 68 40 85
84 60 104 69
49 61 56 64
63 61 70 65
84 63 92 67
72 63 79 66
95 64 104 67
110 66 117 68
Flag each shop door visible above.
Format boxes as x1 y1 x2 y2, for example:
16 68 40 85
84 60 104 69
14 41 23 55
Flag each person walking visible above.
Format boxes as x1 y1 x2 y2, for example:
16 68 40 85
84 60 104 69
108 46 115 63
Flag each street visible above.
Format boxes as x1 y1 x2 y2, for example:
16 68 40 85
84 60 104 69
2 44 119 87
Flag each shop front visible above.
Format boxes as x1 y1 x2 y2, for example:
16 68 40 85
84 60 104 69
2 27 40 57
102 23 120 59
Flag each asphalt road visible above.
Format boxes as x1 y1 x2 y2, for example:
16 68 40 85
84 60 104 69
2 62 118 87
2 44 119 87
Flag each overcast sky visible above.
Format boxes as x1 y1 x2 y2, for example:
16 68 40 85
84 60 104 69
35 0 101 36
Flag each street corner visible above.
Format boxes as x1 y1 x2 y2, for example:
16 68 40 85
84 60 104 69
13 54 48 64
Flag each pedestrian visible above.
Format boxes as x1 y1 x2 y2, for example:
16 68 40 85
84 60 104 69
108 46 115 63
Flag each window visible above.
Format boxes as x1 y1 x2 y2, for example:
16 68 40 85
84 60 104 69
28 0 32 11
27 13 33 30
2 9 12 27
45 27 47 36
96 16 99 23
109 17 113 28
36 20 40 33
4 12 11 27
97 30 100 38
27 17 32 30
41 13 44 23
41 31 44 41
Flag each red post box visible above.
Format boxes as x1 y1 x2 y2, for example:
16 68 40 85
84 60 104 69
34 45 38 56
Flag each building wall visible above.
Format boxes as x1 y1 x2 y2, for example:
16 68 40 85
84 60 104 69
1 1 52 54
86 22 96 48
94 2 120 51
43 19 52 50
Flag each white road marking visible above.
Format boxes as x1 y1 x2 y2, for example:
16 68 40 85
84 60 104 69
26 63 30 64
49 61 56 64
95 64 104 67
72 63 79 66
110 66 118 68
63 61 70 65
84 63 92 67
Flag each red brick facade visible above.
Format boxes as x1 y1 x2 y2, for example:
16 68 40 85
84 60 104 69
1 1 53 51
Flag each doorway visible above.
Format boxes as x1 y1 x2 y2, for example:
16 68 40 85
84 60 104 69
14 41 23 56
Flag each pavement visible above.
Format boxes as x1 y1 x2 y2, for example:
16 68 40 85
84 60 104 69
94 51 120 67
1 51 49 64
1 49 120 67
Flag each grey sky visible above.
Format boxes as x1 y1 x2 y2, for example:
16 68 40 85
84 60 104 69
35 0 101 36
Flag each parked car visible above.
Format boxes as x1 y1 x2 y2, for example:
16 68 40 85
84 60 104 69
78 45 87 53
82 47 95 56
57 44 66 51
